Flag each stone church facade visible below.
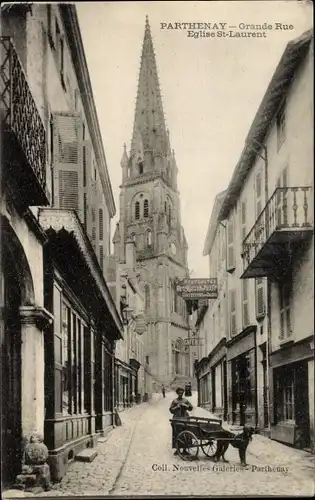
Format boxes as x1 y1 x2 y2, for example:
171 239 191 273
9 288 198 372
113 17 190 385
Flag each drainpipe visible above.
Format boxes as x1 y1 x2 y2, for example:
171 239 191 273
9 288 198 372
246 137 271 433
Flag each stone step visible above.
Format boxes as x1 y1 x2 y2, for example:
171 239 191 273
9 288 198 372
75 448 98 462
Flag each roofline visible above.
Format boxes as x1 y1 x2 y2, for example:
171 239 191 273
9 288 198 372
60 5 116 218
218 28 313 221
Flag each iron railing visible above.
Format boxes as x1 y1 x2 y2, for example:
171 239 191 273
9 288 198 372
243 186 313 265
1 36 46 190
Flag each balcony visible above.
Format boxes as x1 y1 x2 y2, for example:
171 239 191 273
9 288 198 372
242 186 313 279
1 37 49 207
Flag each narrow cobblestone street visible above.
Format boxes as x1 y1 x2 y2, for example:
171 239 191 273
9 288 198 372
16 392 312 497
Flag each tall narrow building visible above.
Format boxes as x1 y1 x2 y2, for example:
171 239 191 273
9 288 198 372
114 16 190 385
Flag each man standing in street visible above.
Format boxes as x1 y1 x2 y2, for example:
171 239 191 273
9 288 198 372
162 385 166 398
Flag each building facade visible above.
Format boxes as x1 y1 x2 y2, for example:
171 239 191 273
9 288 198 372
217 29 314 446
194 191 229 421
107 240 152 410
1 3 123 485
113 17 190 386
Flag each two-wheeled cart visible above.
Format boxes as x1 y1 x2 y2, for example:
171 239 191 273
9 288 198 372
170 415 223 461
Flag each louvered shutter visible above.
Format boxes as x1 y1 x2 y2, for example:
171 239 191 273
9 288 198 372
255 278 265 319
83 140 93 237
241 200 247 241
52 113 83 219
227 217 235 271
242 279 249 328
229 290 236 337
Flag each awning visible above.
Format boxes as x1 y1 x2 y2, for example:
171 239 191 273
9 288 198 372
39 208 123 339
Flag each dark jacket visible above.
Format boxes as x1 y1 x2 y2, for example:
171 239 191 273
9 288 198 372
169 397 193 418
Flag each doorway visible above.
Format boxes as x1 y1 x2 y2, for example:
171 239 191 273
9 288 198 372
1 250 22 486
295 361 310 449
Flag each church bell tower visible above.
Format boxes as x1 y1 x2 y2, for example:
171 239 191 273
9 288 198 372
114 16 190 385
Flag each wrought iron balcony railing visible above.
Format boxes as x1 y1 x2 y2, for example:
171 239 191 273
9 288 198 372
242 186 313 272
1 36 48 203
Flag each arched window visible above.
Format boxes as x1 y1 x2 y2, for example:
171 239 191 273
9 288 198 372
164 201 167 213
143 199 149 218
131 233 136 242
173 282 178 313
135 201 140 220
146 230 152 247
138 160 144 175
144 285 150 311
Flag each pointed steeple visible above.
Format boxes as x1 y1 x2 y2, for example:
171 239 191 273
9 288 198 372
120 143 129 167
130 16 168 163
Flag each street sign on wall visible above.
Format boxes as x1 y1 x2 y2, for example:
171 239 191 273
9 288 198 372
183 337 203 347
176 278 218 300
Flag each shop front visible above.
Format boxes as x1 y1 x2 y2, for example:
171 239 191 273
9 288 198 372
269 335 314 450
226 326 257 428
208 338 227 421
39 209 123 481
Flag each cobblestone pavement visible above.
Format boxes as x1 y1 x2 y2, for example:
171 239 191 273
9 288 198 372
4 392 314 497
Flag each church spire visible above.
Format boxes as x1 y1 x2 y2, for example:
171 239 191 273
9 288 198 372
130 16 168 163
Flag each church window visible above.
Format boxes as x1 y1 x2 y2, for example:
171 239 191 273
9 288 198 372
135 201 140 220
168 206 172 225
164 201 167 213
146 230 152 247
131 233 136 242
138 162 144 175
144 285 150 311
144 199 149 218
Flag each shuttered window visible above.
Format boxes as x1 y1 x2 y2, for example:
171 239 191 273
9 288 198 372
83 193 87 229
276 100 286 151
47 5 56 49
229 290 236 337
227 217 235 271
255 278 265 319
276 167 288 228
255 172 262 217
92 227 96 241
241 200 247 241
52 112 83 217
99 245 104 272
143 199 149 218
59 170 78 210
242 279 249 328
83 145 86 187
279 275 292 340
99 209 103 241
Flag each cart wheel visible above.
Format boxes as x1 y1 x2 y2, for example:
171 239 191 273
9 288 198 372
176 430 199 461
201 439 218 458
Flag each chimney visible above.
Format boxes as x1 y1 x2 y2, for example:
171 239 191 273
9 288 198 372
125 237 136 269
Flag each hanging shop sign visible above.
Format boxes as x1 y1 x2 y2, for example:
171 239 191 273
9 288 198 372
176 278 218 300
183 337 204 347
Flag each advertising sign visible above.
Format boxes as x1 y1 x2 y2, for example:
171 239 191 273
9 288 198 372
176 278 218 300
183 337 204 347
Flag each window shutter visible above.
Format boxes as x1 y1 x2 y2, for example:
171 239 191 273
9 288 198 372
99 208 104 241
242 280 249 328
47 5 56 49
279 277 292 340
255 278 265 319
135 201 140 220
255 172 262 218
241 200 247 242
52 113 83 215
99 245 104 272
229 289 236 337
227 217 235 271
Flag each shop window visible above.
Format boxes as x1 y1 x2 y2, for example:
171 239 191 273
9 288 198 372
274 367 295 422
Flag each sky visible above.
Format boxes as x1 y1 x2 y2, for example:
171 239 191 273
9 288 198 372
76 0 312 277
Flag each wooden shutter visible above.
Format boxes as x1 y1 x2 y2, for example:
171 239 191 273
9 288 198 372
241 200 247 241
276 167 289 228
83 140 93 237
99 245 104 272
242 279 249 328
279 277 292 340
255 171 262 218
47 5 56 49
255 278 265 319
227 217 235 271
52 112 83 218
229 289 236 337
